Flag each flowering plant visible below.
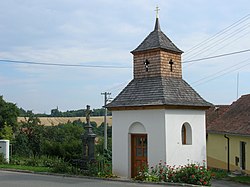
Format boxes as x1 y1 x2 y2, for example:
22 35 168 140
134 160 211 186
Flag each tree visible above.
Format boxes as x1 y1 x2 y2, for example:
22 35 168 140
20 113 44 157
0 125 13 140
0 96 19 138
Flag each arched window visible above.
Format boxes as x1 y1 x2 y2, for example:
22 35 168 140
182 122 192 145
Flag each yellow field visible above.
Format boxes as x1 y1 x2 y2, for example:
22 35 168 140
17 116 112 127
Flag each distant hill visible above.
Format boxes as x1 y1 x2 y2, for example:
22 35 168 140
17 116 112 127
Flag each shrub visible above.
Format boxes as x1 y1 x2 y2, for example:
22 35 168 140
50 158 72 173
134 161 211 186
0 153 7 164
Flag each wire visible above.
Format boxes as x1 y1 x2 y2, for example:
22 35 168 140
183 49 250 64
0 59 131 69
1 49 249 69
184 14 250 59
185 23 250 60
205 30 250 58
192 57 250 86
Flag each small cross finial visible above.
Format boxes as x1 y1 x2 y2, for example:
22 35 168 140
155 6 160 18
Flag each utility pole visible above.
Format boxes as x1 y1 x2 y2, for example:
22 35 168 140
101 92 111 150
237 72 240 100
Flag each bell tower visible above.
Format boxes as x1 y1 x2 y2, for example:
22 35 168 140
107 8 212 178
131 17 183 79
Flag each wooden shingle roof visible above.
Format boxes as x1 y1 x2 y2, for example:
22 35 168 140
107 77 212 109
206 94 250 136
131 18 183 54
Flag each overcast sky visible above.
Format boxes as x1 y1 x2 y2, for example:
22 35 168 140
0 0 249 114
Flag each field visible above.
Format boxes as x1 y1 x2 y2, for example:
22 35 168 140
17 116 112 127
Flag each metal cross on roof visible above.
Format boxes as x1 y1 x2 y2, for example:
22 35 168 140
155 6 160 18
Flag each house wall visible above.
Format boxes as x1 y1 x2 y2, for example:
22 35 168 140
112 109 166 178
165 109 207 166
207 133 250 174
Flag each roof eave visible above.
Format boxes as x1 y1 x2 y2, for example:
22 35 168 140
131 47 183 55
107 104 211 111
207 130 250 137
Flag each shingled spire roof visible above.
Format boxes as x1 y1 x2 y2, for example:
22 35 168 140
107 77 211 109
132 18 183 54
107 16 211 110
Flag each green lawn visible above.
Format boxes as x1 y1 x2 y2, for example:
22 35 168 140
210 168 250 185
0 164 52 173
230 176 250 184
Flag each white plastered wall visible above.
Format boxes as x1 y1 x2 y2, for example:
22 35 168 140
165 109 207 166
112 108 207 178
112 109 166 178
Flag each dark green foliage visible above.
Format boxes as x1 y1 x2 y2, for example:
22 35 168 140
95 137 112 156
9 156 73 174
12 133 31 157
0 96 19 136
95 123 112 137
41 123 84 160
50 158 72 173
0 153 7 164
18 113 44 157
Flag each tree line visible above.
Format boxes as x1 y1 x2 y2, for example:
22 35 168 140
19 107 112 117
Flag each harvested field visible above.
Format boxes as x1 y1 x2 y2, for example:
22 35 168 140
17 116 112 127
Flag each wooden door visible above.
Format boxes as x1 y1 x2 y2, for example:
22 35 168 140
131 134 147 178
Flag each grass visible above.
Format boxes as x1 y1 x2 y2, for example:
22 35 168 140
230 176 250 184
0 164 52 173
210 168 228 179
210 168 250 185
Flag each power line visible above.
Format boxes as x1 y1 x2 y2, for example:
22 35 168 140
192 57 250 86
184 14 250 58
204 30 250 58
185 22 250 60
183 49 250 64
1 49 249 69
0 59 131 69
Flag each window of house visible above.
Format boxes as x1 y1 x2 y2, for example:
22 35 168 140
182 122 192 145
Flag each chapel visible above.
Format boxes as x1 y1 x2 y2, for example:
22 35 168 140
107 13 211 178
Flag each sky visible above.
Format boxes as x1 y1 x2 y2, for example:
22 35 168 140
0 0 249 114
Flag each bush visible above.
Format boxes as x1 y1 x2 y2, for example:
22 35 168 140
135 161 212 186
0 153 7 164
50 158 72 173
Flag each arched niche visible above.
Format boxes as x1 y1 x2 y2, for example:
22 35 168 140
129 122 146 134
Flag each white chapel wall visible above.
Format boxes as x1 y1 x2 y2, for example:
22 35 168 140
112 109 166 178
165 109 207 166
